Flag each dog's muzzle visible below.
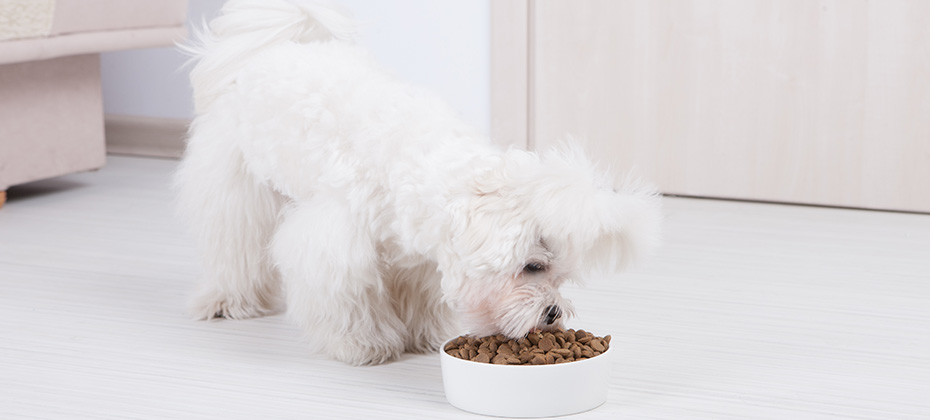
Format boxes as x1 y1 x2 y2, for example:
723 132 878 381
543 305 562 325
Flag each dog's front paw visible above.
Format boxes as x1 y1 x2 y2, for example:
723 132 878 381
189 287 280 321
325 331 406 366
403 323 458 354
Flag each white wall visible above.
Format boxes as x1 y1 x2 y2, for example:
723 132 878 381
100 0 490 134
100 0 223 120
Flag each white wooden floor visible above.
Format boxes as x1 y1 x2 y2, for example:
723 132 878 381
1 156 928 420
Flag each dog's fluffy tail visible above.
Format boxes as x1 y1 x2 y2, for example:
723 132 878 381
182 0 355 114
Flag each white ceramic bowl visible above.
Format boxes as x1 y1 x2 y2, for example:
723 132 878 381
440 337 612 418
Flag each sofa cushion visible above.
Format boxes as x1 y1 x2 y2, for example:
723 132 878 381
50 0 186 37
0 0 55 42
0 0 187 65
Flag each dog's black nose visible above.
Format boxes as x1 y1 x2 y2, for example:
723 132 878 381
543 305 561 325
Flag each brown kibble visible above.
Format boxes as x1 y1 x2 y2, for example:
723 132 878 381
552 348 572 357
445 329 610 365
538 337 555 352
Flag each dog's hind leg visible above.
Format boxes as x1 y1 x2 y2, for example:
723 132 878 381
175 118 284 320
272 196 406 365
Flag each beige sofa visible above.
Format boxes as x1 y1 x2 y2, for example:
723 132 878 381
0 0 188 207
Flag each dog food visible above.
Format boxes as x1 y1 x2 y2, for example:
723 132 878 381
444 329 610 365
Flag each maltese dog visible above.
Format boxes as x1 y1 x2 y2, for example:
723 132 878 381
175 0 661 365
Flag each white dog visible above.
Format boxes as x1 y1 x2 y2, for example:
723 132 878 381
175 0 660 365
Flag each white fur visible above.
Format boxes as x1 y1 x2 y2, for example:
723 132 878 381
175 0 661 365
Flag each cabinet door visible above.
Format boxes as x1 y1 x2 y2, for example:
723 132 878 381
525 0 930 212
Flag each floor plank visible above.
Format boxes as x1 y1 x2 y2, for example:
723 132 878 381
1 156 928 419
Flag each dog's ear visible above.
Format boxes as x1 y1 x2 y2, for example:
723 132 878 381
582 185 662 273
534 143 662 273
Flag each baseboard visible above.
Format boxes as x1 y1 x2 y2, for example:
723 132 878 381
105 114 188 159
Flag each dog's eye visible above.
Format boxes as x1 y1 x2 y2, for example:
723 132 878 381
523 262 547 273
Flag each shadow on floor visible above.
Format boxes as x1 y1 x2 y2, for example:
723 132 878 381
6 178 88 203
